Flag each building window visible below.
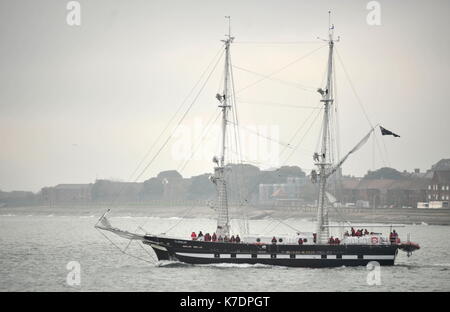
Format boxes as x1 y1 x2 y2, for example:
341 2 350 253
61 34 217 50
428 195 431 199
442 186 446 191
428 185 431 190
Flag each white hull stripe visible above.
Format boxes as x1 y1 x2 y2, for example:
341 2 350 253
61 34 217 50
175 252 395 260
296 255 322 259
176 253 215 258
363 255 395 260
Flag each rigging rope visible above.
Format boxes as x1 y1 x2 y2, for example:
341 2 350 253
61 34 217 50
234 41 324 45
95 44 227 234
232 65 316 92
226 120 292 149
283 107 324 163
136 45 326 236
234 44 327 95
102 46 226 238
177 109 222 173
280 103 322 158
236 98 320 110
96 228 157 265
161 204 198 234
335 47 389 167
128 44 226 184
134 50 225 183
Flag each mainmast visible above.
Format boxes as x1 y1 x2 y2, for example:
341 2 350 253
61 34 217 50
212 16 234 237
315 12 338 244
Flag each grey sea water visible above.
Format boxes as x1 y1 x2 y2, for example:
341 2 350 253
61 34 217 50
0 207 449 292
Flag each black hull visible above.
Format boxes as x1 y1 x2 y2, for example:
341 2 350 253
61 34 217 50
143 235 399 268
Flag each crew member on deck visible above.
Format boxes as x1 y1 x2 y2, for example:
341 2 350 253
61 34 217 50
235 235 241 243
272 236 277 244
191 232 197 240
230 235 236 243
328 236 334 244
298 238 303 245
212 233 217 242
391 230 399 244
198 231 203 239
218 235 223 242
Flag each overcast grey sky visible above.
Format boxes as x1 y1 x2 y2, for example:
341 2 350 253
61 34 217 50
0 0 449 192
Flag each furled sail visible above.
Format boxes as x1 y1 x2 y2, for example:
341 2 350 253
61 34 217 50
95 214 145 241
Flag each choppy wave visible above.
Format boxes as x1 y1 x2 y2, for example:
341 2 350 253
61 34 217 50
155 261 287 269
198 263 288 269
156 261 191 268
430 263 450 267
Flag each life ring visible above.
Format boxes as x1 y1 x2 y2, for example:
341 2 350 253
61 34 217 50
371 236 379 244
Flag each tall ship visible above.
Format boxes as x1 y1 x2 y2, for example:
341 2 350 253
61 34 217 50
96 15 420 267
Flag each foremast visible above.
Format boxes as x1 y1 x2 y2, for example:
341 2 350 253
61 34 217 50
315 13 338 244
211 17 234 237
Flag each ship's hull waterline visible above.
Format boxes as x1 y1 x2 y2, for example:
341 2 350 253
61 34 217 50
144 236 399 268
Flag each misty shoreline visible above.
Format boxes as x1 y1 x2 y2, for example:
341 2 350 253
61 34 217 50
1 205 449 226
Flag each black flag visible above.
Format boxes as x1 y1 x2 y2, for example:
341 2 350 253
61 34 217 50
380 126 400 137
